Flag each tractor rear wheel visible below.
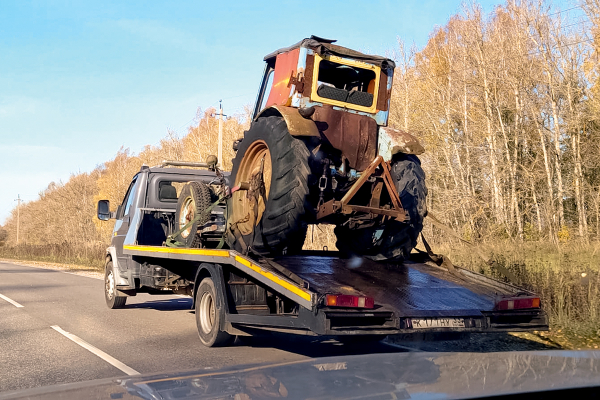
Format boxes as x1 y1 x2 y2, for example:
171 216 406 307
227 116 311 256
335 154 427 262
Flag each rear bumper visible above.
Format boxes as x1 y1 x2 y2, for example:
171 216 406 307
321 308 549 336
226 307 549 337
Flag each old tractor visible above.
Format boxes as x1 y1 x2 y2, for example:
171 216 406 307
224 36 427 261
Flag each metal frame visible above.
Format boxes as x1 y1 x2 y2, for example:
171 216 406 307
123 245 315 310
316 155 409 221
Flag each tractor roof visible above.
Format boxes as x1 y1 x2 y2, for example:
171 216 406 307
263 35 396 70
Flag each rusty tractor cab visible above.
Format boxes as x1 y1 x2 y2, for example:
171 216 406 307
227 36 427 261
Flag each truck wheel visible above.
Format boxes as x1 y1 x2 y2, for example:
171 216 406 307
105 261 127 309
227 116 310 256
175 181 213 248
195 277 234 347
335 154 427 262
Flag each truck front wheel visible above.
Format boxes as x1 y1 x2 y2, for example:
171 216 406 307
195 277 234 347
105 261 127 309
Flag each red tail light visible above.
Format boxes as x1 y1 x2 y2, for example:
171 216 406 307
325 294 374 309
495 296 540 311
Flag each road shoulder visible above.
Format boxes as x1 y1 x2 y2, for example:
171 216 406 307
0 258 102 280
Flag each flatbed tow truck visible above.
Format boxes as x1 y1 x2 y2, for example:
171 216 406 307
97 163 548 347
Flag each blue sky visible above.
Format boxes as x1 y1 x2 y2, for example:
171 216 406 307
0 0 577 223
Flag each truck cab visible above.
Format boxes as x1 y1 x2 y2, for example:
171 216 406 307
97 165 228 304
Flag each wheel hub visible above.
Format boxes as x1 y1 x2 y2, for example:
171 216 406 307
179 197 195 239
199 292 215 334
106 270 115 300
231 140 272 236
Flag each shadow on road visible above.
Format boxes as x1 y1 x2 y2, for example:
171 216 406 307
386 332 560 352
231 332 408 358
128 298 193 311
232 331 559 356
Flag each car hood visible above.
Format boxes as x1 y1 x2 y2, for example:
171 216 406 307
2 350 600 399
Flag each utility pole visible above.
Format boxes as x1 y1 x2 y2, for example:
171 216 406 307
213 100 228 168
14 195 21 245
217 100 223 168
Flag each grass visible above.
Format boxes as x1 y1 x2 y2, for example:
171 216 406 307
429 239 600 349
0 243 105 271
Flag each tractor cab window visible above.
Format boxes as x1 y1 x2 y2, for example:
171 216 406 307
252 62 275 119
316 59 376 108
259 69 274 111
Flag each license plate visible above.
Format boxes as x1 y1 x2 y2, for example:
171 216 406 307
411 318 465 329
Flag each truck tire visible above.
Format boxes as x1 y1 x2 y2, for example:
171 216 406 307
335 154 427 262
105 261 127 309
175 181 212 248
195 277 234 347
227 116 311 256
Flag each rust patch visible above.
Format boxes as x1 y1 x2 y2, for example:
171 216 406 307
312 106 378 171
378 127 425 159
302 54 315 97
265 48 300 108
376 69 389 112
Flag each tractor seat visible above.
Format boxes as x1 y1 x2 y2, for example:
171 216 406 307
159 183 178 201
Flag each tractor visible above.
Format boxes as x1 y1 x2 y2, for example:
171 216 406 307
173 36 427 262
224 36 427 261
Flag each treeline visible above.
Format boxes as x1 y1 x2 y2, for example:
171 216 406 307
1 108 249 251
3 0 600 251
390 0 600 243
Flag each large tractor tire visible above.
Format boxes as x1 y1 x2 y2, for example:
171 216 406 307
227 116 311 256
175 181 213 248
335 154 427 262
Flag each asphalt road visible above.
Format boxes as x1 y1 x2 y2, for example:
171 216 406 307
0 261 408 393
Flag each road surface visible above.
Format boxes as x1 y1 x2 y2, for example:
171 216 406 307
0 261 410 393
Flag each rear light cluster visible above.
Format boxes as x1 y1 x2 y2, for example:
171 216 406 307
495 296 540 311
325 294 374 309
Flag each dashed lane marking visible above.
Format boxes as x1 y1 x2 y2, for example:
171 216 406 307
0 293 24 308
50 325 140 376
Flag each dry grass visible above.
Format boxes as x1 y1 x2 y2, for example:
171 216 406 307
427 238 600 347
0 243 106 271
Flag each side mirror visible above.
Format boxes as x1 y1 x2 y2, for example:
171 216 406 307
97 200 112 221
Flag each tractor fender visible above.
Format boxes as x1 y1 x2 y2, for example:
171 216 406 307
256 105 320 137
377 127 425 160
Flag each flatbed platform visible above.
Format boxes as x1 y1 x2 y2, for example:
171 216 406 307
123 244 548 335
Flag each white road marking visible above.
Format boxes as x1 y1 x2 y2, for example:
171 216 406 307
0 293 24 308
50 325 140 376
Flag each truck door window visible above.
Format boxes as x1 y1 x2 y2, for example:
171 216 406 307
121 177 139 218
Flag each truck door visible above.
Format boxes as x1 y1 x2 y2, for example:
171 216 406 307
113 176 140 275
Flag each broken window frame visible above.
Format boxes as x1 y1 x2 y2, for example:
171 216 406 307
310 54 381 114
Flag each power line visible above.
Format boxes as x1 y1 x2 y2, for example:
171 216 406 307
547 5 583 17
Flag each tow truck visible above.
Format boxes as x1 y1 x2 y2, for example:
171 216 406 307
97 162 548 347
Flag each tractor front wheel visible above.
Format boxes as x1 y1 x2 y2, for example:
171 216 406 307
335 154 427 262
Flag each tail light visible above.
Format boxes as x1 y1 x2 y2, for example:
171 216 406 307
495 296 540 311
325 294 374 309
